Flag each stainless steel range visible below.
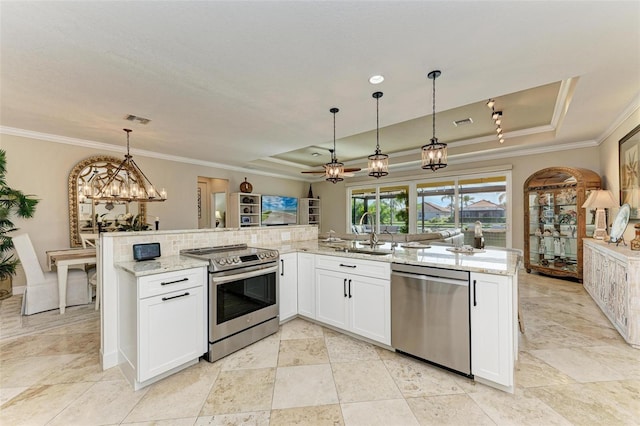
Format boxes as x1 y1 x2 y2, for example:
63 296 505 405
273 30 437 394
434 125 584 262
181 244 280 362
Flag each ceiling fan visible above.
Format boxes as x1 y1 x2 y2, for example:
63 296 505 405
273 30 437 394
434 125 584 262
301 149 359 177
301 107 361 182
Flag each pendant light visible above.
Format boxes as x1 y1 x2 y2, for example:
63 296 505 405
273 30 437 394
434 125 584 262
85 128 167 203
368 91 389 178
325 108 345 184
421 70 448 171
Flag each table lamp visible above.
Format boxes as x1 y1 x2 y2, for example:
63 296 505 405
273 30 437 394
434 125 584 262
582 189 617 239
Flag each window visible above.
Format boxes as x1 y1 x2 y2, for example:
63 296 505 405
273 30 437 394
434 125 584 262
347 170 511 247
416 180 456 233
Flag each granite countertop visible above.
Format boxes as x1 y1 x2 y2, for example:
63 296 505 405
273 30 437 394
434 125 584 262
115 239 520 277
116 255 209 277
268 239 521 276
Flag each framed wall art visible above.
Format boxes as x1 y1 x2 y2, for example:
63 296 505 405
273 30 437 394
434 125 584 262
619 124 640 219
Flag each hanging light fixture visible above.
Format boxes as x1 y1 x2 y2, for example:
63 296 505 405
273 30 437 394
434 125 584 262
325 108 345 184
421 70 448 171
368 91 389 178
85 128 167 203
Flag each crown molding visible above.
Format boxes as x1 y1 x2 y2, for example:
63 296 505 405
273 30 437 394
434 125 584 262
596 94 640 145
0 126 305 182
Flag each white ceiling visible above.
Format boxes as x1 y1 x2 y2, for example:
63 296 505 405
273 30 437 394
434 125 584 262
1 1 639 179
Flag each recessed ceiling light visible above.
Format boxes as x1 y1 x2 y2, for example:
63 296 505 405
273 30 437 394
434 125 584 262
311 152 321 157
369 75 384 84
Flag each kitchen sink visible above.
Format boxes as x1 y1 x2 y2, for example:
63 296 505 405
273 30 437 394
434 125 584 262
333 247 393 256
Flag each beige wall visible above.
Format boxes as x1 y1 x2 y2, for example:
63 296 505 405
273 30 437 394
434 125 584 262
1 133 306 285
314 145 602 252
597 109 640 243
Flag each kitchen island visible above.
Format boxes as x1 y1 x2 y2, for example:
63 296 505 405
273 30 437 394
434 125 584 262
101 226 519 393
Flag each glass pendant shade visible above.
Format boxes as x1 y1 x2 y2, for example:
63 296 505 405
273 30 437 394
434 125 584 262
368 149 389 178
325 159 344 184
325 108 344 184
421 70 447 171
421 138 448 171
368 91 389 178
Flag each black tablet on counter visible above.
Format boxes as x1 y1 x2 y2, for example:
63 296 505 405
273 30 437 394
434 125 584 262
133 243 161 261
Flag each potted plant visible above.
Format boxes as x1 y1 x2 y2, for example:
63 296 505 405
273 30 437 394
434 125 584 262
0 150 39 299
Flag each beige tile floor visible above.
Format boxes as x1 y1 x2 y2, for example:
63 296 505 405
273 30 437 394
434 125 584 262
1 271 639 425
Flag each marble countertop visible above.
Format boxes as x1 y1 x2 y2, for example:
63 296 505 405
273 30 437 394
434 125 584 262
268 239 521 276
116 255 209 277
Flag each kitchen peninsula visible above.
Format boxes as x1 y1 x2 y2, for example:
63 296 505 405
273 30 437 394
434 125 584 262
101 225 519 393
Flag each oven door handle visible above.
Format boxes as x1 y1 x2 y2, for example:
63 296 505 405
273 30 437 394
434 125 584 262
211 265 279 285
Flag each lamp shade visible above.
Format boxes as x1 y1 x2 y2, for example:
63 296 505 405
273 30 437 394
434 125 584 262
582 189 617 209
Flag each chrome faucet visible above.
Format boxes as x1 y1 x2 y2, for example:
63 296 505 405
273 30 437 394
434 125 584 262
359 212 378 246
383 229 397 248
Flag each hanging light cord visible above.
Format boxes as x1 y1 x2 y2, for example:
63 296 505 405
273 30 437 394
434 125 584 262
376 96 380 152
332 111 337 161
431 74 437 140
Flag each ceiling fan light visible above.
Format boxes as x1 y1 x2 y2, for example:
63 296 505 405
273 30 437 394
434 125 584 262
486 99 495 109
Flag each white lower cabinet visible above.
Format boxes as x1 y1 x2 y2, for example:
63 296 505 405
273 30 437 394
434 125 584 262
297 252 316 319
118 267 207 390
470 271 514 391
315 255 390 345
279 252 298 322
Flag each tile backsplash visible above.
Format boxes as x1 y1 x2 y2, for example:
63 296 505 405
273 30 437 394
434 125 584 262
105 226 318 262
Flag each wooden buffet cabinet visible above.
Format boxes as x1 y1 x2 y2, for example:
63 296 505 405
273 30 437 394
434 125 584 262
524 167 601 281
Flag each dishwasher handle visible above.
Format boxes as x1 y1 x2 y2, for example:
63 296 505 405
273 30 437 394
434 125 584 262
391 271 469 287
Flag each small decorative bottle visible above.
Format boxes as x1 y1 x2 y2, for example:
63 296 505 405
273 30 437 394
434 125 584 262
631 224 640 251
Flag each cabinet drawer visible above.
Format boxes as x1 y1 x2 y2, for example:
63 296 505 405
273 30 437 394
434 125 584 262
138 268 205 299
315 254 390 280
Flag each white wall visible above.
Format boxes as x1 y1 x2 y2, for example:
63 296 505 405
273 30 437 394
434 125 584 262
1 133 306 285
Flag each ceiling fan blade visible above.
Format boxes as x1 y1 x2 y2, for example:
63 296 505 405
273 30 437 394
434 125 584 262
301 170 327 175
343 167 362 173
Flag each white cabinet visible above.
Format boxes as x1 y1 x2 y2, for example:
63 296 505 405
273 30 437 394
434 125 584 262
299 198 321 227
297 252 316 319
228 193 261 228
117 267 207 390
583 240 640 348
315 255 390 345
279 252 298 322
470 271 515 391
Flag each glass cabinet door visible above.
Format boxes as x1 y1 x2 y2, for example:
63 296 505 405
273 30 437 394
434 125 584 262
529 188 579 273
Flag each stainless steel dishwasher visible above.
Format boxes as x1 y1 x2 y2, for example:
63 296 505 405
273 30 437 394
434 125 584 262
391 263 471 377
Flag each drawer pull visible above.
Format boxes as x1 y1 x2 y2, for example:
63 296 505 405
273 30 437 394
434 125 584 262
161 278 189 286
162 292 190 301
339 263 357 268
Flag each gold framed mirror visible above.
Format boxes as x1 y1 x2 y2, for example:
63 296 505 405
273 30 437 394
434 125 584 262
68 155 147 247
